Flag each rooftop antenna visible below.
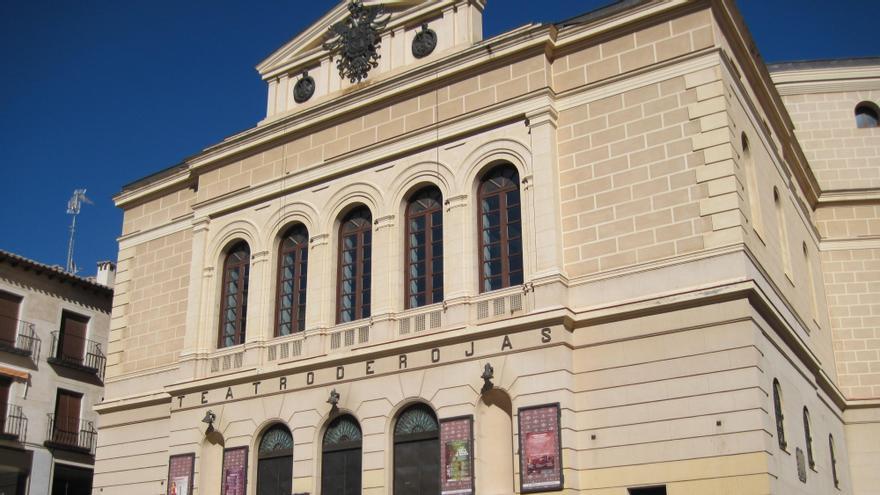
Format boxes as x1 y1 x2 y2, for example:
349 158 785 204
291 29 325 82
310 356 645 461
65 189 93 274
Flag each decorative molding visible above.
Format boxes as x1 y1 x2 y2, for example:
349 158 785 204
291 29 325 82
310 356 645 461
374 214 395 230
820 236 880 252
445 194 468 211
117 215 194 251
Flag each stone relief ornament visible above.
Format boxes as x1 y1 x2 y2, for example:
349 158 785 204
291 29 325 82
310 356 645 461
411 23 437 59
323 0 390 83
293 72 315 103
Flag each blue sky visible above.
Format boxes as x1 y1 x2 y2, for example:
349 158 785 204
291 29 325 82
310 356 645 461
0 0 877 276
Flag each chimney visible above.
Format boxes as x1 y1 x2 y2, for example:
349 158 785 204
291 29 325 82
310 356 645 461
96 260 116 288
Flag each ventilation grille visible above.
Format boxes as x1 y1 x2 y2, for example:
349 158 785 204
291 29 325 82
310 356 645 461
331 326 369 350
476 293 526 320
267 340 302 362
397 310 442 335
210 352 244 373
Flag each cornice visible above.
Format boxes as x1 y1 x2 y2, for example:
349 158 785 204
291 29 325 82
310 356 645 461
771 64 880 96
121 0 699 201
816 188 880 206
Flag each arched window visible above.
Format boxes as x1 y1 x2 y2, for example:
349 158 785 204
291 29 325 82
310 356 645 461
322 415 362 495
276 225 309 336
855 102 879 128
741 133 764 235
773 187 792 278
393 404 440 494
219 242 250 348
406 187 444 309
257 424 293 495
829 434 839 488
803 407 814 470
338 207 372 323
478 165 523 293
772 379 786 450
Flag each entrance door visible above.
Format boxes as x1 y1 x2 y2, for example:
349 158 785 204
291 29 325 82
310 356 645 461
256 424 292 495
321 415 362 495
256 457 290 495
321 448 361 495
393 404 440 495
0 291 21 346
394 437 440 495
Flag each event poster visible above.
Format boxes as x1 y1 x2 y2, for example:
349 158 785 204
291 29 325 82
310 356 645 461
440 416 474 495
167 454 194 495
518 404 563 492
221 447 248 495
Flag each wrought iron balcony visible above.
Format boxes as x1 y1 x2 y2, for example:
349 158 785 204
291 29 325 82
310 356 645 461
0 404 27 441
47 331 105 381
0 316 40 358
45 414 96 455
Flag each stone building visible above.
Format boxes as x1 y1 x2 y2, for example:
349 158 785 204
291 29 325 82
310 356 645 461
93 0 880 494
0 251 113 494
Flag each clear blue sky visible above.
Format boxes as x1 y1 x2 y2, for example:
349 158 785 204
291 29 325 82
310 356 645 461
0 0 877 276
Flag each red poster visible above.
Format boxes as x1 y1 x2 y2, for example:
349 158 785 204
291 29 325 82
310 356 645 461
221 447 248 495
518 404 562 492
440 416 474 495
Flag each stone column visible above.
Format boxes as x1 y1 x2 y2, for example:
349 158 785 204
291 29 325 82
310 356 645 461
181 217 209 374
525 106 563 280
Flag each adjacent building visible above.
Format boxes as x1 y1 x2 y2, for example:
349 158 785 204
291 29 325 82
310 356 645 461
93 1 880 494
0 251 114 494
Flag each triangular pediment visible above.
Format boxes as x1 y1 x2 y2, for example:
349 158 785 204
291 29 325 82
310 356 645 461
257 0 436 80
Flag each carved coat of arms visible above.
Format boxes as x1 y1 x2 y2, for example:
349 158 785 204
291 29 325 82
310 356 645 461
323 1 390 83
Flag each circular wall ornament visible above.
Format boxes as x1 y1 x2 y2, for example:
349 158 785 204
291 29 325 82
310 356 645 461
411 24 437 59
293 72 316 103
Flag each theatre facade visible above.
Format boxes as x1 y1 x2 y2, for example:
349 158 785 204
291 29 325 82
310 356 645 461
93 0 880 494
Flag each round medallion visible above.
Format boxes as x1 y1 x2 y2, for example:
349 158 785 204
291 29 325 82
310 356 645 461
412 24 437 59
293 73 316 103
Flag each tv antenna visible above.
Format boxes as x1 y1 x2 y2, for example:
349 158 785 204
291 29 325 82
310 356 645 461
65 189 93 274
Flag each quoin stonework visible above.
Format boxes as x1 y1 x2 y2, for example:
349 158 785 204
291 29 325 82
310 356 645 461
93 1 880 494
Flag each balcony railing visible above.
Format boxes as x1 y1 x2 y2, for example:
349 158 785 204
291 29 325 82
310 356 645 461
45 414 96 455
0 404 27 441
0 316 40 358
48 331 105 381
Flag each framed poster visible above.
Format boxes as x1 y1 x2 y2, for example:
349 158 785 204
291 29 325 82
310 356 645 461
518 404 563 493
167 453 195 495
440 416 474 495
221 446 249 495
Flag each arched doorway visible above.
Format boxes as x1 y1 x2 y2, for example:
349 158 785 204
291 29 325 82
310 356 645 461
321 415 362 495
393 403 440 495
257 424 292 495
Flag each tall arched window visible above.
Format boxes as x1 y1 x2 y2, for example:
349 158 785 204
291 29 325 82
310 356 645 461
338 207 372 323
855 102 879 128
772 378 786 450
219 242 250 348
478 165 523 293
257 424 293 495
406 187 443 309
803 407 814 470
276 225 309 336
773 187 792 278
741 133 763 235
393 404 440 495
322 415 362 495
829 434 839 488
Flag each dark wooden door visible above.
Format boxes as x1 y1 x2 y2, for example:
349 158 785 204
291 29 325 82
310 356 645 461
0 378 10 434
321 448 361 495
0 291 21 345
54 390 82 445
257 456 291 495
394 438 440 495
59 312 88 363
